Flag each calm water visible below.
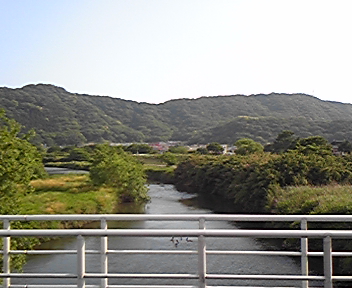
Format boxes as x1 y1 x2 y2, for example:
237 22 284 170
45 167 89 174
13 184 317 287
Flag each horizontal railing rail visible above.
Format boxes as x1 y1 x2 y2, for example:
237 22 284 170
2 228 352 238
1 214 352 288
2 214 352 221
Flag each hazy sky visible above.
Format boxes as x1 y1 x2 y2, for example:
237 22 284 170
1 0 351 104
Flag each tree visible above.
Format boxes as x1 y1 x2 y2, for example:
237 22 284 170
338 140 352 154
264 130 297 153
126 143 153 154
46 145 62 153
90 144 149 202
196 147 208 155
0 109 46 215
294 136 332 156
160 152 179 166
235 138 264 155
0 109 47 271
168 145 189 154
67 147 92 161
206 142 224 154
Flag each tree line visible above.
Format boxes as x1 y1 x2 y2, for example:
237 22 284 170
173 132 352 214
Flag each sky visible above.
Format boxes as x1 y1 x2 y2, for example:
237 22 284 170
1 0 352 104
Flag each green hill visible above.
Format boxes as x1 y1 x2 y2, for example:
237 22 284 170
1 84 352 146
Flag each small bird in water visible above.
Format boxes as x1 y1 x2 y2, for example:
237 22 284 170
174 239 179 247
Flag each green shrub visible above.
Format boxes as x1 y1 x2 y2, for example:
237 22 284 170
90 144 149 202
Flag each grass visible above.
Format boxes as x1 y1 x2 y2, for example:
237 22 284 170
44 161 91 170
2 174 124 271
20 174 118 215
134 154 166 165
272 184 352 215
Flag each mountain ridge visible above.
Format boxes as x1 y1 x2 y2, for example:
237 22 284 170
1 84 352 146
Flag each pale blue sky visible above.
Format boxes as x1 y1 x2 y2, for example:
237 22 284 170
1 0 351 104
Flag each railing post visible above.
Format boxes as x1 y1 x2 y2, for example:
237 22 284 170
198 217 207 288
101 218 108 288
2 220 10 288
323 236 333 288
301 219 308 288
77 235 86 288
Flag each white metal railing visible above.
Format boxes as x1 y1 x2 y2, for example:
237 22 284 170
1 214 352 288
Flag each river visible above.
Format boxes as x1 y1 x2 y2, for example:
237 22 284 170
13 184 313 287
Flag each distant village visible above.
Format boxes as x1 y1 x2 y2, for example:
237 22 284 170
82 141 236 154
82 140 346 156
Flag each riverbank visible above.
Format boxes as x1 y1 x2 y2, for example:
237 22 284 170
14 184 304 288
2 172 129 272
144 165 175 184
33 165 172 217
171 154 352 278
24 174 118 216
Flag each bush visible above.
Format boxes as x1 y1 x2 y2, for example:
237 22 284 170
90 144 149 202
66 147 92 161
173 150 352 213
0 109 47 271
0 109 47 214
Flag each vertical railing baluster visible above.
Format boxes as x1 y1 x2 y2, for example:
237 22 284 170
198 217 206 288
3 219 10 288
301 219 308 288
323 236 333 288
101 218 108 288
77 235 86 288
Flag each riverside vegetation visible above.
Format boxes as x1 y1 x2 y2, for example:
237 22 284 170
3 107 352 275
0 110 148 271
171 136 352 275
43 138 352 275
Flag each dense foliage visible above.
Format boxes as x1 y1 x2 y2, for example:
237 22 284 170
168 145 189 154
0 110 47 271
2 84 352 146
173 139 352 214
173 136 352 274
206 142 224 154
235 138 264 155
0 109 46 215
90 144 149 202
174 152 352 275
125 143 154 154
0 117 151 271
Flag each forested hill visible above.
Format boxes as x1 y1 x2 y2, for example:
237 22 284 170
1 83 352 146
